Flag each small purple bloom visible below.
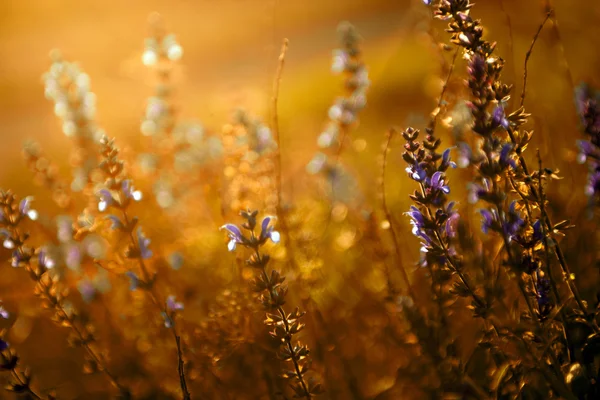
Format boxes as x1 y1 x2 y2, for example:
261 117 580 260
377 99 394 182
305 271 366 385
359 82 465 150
503 201 525 240
38 250 55 270
166 295 184 311
98 189 113 212
441 148 457 169
445 202 460 238
480 208 495 234
260 216 280 244
406 206 426 235
499 143 517 169
126 271 140 291
430 171 450 194
137 228 153 259
19 196 37 220
405 163 427 182
0 339 8 351
106 215 124 230
0 304 8 319
122 180 142 201
220 223 245 251
491 106 510 130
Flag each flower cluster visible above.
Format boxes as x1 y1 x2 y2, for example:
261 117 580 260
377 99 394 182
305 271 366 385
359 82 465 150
43 50 103 191
317 21 369 150
95 136 190 398
221 211 323 398
575 84 600 212
221 110 278 215
0 191 129 396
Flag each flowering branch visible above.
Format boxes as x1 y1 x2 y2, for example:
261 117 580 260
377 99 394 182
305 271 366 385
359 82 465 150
220 210 324 398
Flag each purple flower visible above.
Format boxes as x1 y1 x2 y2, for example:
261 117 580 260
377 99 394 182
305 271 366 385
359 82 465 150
98 189 113 212
585 169 600 198
503 201 524 240
122 180 142 201
259 216 280 244
445 202 460 238
137 228 152 259
405 162 427 182
480 208 495 234
440 148 457 170
38 250 55 270
0 339 8 351
220 223 245 251
499 143 517 169
126 271 140 291
19 196 38 220
0 304 8 319
491 106 510 130
429 171 450 195
406 206 426 236
106 215 124 230
166 295 184 311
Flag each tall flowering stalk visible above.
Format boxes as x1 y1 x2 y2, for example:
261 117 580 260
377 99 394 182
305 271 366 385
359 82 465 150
95 136 190 399
402 126 491 317
434 0 589 322
220 210 324 398
0 191 128 396
308 22 369 204
43 50 103 192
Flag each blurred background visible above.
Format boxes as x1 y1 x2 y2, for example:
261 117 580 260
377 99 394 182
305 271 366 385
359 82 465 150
1 0 599 191
1 0 600 398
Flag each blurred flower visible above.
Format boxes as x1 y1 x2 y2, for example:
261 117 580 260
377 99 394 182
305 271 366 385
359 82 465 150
259 216 280 244
137 228 153 259
220 224 245 252
126 271 140 291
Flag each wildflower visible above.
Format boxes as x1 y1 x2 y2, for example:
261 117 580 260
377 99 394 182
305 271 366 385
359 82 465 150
259 216 280 244
106 215 124 230
98 189 113 212
0 304 8 319
38 250 55 270
166 295 184 312
137 228 153 259
220 223 245 252
122 180 143 201
429 171 451 195
445 202 460 238
491 105 510 130
405 162 427 182
480 209 496 234
0 339 7 352
19 197 38 220
126 271 140 291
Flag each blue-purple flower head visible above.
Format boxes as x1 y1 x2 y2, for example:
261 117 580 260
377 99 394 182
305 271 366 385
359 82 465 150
126 271 140 291
445 202 460 238
499 143 517 169
428 171 451 195
166 295 184 312
406 162 427 182
220 223 245 252
405 206 433 253
19 196 38 220
0 303 9 319
259 216 280 244
491 105 510 130
0 339 8 351
220 215 280 252
137 228 153 259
